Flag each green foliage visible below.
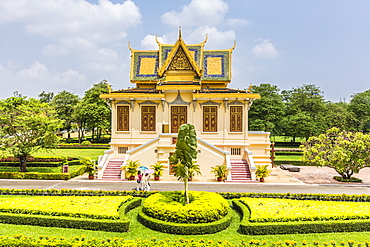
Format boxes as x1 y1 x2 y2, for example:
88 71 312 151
50 90 79 139
301 127 370 179
80 141 92 146
80 157 95 176
0 96 63 172
281 84 327 140
255 165 271 179
171 124 197 204
233 199 370 235
249 83 285 136
348 89 370 132
123 160 140 179
142 191 229 223
211 164 228 178
150 162 164 178
138 206 232 235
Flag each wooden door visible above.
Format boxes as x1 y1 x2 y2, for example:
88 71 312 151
171 106 187 133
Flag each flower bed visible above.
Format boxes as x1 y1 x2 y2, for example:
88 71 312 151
0 195 133 219
0 195 141 232
240 197 370 222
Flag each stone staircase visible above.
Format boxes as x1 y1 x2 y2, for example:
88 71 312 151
101 159 123 180
227 159 252 182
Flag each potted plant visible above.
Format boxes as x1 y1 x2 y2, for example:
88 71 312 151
81 157 95 180
188 161 201 181
151 162 165 180
255 164 271 182
122 160 140 180
211 164 228 181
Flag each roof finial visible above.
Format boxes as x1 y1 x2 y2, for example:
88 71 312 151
179 26 182 39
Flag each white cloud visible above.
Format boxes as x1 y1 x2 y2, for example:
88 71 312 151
187 26 235 49
252 39 280 59
0 0 141 43
140 35 171 50
161 0 228 27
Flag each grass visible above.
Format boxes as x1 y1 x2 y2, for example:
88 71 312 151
0 202 369 244
270 136 306 143
32 149 106 161
275 155 302 161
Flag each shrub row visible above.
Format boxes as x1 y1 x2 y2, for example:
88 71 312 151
57 144 109 149
0 165 86 180
274 160 308 166
232 199 370 235
0 188 155 197
142 191 229 223
0 196 133 220
0 162 62 167
0 189 369 202
0 196 141 233
219 192 370 202
138 206 232 235
0 235 369 247
0 156 74 162
0 212 129 232
334 176 362 183
0 172 71 180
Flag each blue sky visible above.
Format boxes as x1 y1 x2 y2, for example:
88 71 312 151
0 0 369 102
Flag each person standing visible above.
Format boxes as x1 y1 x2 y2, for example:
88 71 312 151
136 171 143 191
142 173 151 191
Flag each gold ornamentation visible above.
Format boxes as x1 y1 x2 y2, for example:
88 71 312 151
168 47 193 71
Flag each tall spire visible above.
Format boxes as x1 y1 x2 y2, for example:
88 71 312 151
179 26 182 39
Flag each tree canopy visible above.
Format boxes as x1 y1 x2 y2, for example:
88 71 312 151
301 127 370 179
0 97 63 172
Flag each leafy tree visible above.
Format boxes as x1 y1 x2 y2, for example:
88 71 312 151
280 112 316 141
51 90 79 139
170 124 197 205
281 84 327 140
38 91 54 103
249 83 285 136
72 100 89 144
81 80 111 142
324 102 352 131
348 90 370 132
301 127 370 179
0 97 63 172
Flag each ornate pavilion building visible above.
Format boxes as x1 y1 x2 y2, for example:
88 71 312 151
98 32 271 182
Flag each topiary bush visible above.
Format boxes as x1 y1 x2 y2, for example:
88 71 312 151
142 191 229 223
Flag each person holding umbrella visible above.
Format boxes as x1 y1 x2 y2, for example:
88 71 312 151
142 169 154 191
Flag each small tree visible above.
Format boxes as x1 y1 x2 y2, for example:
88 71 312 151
301 127 370 179
171 124 197 205
0 97 62 172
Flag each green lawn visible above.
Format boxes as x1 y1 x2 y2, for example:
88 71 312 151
0 205 369 244
275 155 302 161
32 149 106 161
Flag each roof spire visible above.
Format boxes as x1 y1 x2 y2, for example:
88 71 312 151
179 26 182 39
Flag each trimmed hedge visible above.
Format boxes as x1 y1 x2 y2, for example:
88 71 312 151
0 212 129 232
0 165 86 180
57 144 109 149
274 160 308 166
0 156 74 162
0 162 62 167
0 195 141 232
137 206 233 235
233 199 370 235
142 191 229 223
334 176 362 183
